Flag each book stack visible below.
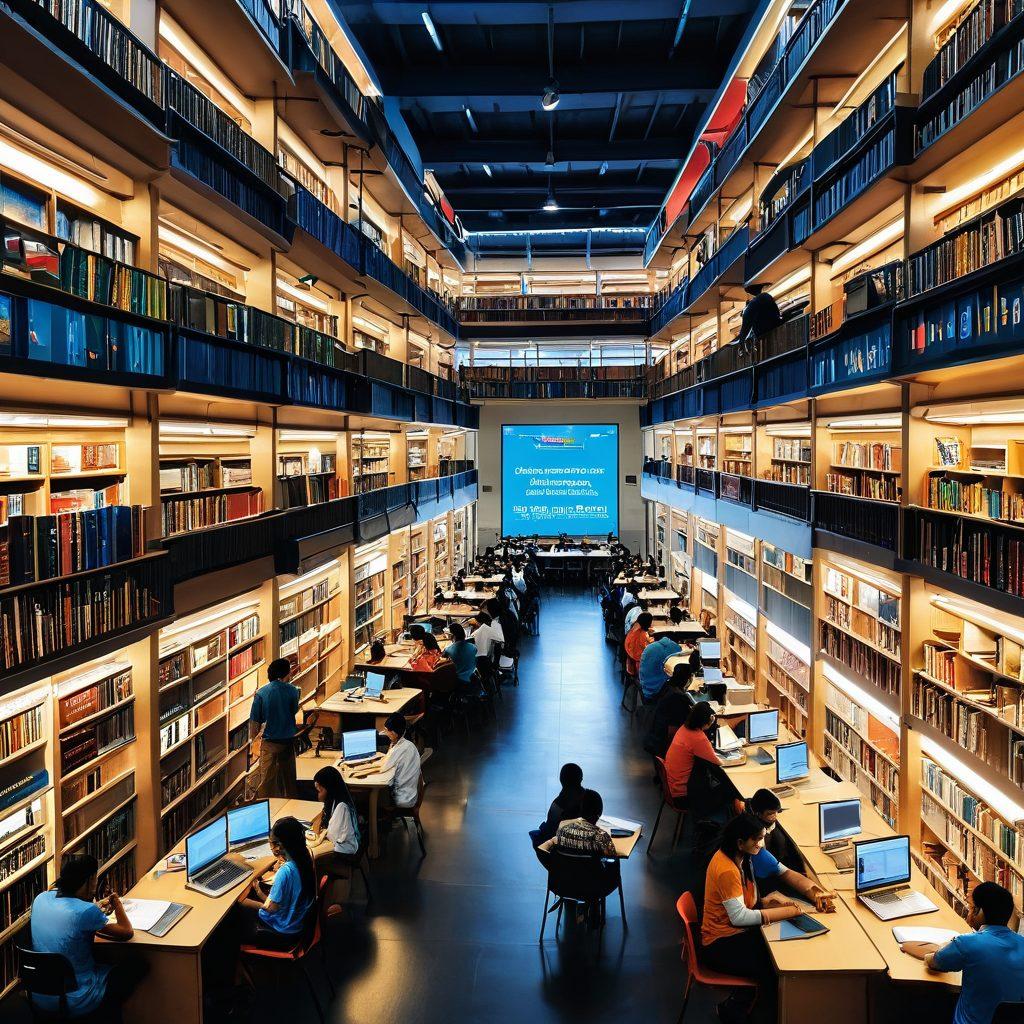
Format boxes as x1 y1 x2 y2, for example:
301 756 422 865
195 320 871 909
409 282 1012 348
927 471 1024 523
916 510 1024 596
59 704 134 773
57 666 133 730
0 833 44 883
0 862 46 932
59 246 166 320
161 760 191 807
69 799 135 866
161 489 263 537
834 440 902 471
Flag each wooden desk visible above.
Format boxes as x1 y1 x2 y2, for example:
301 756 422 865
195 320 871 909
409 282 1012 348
296 750 395 859
650 620 706 640
613 574 663 586
113 797 320 1024
443 589 494 602
420 602 479 621
318 686 422 729
639 587 681 601
463 574 505 586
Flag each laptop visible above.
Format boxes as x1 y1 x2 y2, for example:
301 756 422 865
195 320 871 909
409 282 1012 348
342 728 382 765
819 798 861 871
745 710 778 765
702 666 723 685
854 835 937 921
698 640 721 665
227 800 273 860
185 816 251 897
363 671 386 699
771 741 809 794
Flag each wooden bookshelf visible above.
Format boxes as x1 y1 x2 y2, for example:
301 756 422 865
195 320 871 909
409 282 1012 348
353 545 387 653
764 634 810 735
409 523 430 617
352 434 392 495
432 514 450 582
822 418 902 502
277 430 344 509
696 429 717 471
721 429 753 477
763 428 812 485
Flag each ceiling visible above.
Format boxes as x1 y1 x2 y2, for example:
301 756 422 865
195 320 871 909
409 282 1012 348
334 1 759 253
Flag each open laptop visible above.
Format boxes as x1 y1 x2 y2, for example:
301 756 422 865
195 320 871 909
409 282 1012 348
227 800 273 860
403 621 433 639
818 798 861 871
855 835 937 921
185 816 251 897
698 640 721 666
771 741 810 794
351 671 387 700
745 710 778 765
341 728 382 765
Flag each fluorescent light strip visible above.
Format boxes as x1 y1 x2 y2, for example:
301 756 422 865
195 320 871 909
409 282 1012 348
701 575 718 598
764 423 811 437
159 421 255 439
352 316 388 337
281 558 341 594
726 594 757 626
826 414 901 431
773 265 811 295
0 139 103 208
923 398 1024 425
279 430 342 442
822 661 899 730
161 226 247 275
0 412 128 429
921 737 1024 824
277 280 330 312
831 219 904 276
765 620 810 665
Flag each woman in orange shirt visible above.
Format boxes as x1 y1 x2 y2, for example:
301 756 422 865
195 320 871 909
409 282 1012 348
701 813 802 1021
623 612 654 676
409 633 444 672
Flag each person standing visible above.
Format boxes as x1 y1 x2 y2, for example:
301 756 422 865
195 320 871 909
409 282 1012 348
250 657 301 798
738 283 782 346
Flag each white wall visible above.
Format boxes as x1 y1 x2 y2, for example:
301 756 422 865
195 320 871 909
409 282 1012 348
475 401 646 554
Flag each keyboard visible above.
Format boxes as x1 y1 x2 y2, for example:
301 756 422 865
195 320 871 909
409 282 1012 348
861 886 937 921
870 886 911 905
196 860 249 890
771 785 795 797
750 747 775 765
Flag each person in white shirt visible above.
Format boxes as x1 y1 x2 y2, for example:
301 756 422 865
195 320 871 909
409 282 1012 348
621 583 640 611
471 611 504 658
311 765 361 905
382 713 421 810
511 563 527 595
624 598 648 633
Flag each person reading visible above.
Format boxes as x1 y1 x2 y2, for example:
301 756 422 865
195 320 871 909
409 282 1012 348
382 712 421 810
443 622 478 685
409 632 443 672
531 762 585 846
664 701 729 813
624 612 654 676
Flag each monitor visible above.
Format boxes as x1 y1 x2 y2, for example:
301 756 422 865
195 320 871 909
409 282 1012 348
746 709 779 743
364 672 386 697
698 640 721 661
819 799 862 845
342 729 378 759
702 666 724 684
775 741 809 784
186 816 227 878
855 835 911 893
227 801 270 847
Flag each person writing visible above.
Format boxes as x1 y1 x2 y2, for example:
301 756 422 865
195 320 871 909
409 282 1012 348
624 611 654 677
701 814 803 1022
902 881 1024 1024
638 634 682 701
382 712 421 810
311 765 361 906
443 622 478 686
250 658 301 798
408 632 444 672
531 762 585 846
29 854 144 1019
624 597 648 633
236 817 315 949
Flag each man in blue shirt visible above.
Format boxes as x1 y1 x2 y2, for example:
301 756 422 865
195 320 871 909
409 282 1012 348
250 657 301 798
638 635 682 700
30 854 145 1018
750 837 835 911
443 622 479 685
903 881 1024 1024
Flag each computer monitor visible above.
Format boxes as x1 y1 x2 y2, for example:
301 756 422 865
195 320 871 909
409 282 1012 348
227 801 270 847
854 835 911 894
702 666 724 684
411 621 433 634
342 729 378 759
819 799 862 845
698 640 721 661
775 741 809 784
746 709 779 743
364 672 386 697
186 816 227 879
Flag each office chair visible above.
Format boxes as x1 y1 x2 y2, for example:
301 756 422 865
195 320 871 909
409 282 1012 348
674 892 756 1022
647 756 688 855
18 947 77 1022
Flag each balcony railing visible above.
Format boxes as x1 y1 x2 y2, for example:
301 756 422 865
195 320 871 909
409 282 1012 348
719 472 754 506
696 468 718 496
812 491 900 550
461 365 646 400
287 3 364 121
675 464 695 488
458 295 653 323
650 277 690 336
754 479 811 521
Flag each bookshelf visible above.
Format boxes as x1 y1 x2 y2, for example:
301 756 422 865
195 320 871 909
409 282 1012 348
353 545 387 653
277 430 343 510
352 433 392 494
696 428 717 471
410 523 429 617
764 627 810 736
389 529 410 622
452 509 467 576
762 424 812 485
720 428 753 477
724 595 758 687
407 434 429 481
432 514 450 589
279 559 345 711
157 595 266 853
822 414 902 502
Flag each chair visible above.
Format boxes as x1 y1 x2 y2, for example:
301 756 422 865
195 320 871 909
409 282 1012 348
539 849 626 942
647 756 688 854
18 948 78 1022
388 772 427 855
621 673 640 716
240 877 333 1024
494 640 520 688
674 892 756 1022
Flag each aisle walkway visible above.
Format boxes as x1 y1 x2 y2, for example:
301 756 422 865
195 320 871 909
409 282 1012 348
290 589 715 1024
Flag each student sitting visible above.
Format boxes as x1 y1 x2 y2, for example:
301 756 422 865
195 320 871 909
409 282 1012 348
624 612 654 676
311 765 361 906
236 817 316 950
643 665 693 759
471 611 503 659
669 605 686 625
540 788 614 858
443 622 479 685
29 854 144 1021
624 597 648 633
664 701 723 801
382 712 421 811
738 789 805 877
701 814 803 1022
902 881 1024 1024
409 632 444 672
621 582 640 611
368 639 388 664
638 634 682 701
531 762 585 846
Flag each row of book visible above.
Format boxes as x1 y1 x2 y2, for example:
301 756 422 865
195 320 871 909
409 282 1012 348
813 70 897 179
916 511 1024 596
279 577 333 622
51 483 128 516
56 209 136 267
160 490 264 537
763 463 811 485
229 614 260 650
63 774 134 842
70 800 135 867
160 459 253 493
58 667 133 729
177 335 283 397
772 438 811 463
59 246 166 320
825 470 901 501
161 767 227 854
161 758 191 808
913 675 990 758
927 471 1024 523
0 702 43 761
0 506 145 587
51 443 118 475
813 129 897 227
227 641 261 681
59 704 134 773
824 708 900 794
820 621 902 695
923 755 1024 836
811 322 891 389
822 733 898 827
0 833 44 884
279 474 339 509
159 712 189 756
0 863 47 932
0 564 165 672
834 441 902 471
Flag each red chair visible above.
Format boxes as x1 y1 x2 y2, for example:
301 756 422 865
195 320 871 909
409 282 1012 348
675 892 757 1022
240 876 334 1023
647 756 687 854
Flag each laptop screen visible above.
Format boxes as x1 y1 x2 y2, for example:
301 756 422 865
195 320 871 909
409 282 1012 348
776 741 809 783
343 729 378 759
364 672 386 697
746 709 779 743
855 835 911 893
698 640 721 660
186 816 227 877
227 801 270 846
702 667 723 684
820 799 862 844
411 621 433 634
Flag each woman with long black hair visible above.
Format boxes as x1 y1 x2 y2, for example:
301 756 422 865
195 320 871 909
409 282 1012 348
310 764 361 905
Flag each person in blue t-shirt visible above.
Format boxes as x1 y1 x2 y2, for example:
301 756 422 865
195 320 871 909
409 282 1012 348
236 817 316 950
443 622 479 685
30 854 146 1020
638 635 682 701
902 881 1024 1024
750 839 835 911
250 658 302 798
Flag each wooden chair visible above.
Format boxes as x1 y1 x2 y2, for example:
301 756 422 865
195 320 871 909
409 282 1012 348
647 756 688 854
674 892 756 1022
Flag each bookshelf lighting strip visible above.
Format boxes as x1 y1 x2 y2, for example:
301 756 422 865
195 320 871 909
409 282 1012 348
280 558 341 595
920 736 1024 826
822 660 900 731
765 620 811 665
726 594 758 627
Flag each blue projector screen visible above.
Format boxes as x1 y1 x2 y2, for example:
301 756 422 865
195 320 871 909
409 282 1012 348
501 424 619 536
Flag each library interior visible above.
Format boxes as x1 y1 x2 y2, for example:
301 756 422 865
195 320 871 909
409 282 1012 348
2 0 1024 1021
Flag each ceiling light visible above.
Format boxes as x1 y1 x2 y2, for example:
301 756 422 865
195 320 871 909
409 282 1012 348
772 265 811 294
0 139 104 208
421 10 443 51
545 150 555 168
159 421 256 439
822 662 899 730
598 161 608 176
541 79 560 111
922 398 1024 425
543 189 559 212
826 414 901 432
0 412 129 429
464 107 478 133
831 219 903 275
481 163 492 177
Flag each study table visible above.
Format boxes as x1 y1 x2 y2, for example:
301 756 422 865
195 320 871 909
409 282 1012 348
418 601 480 621
462 574 505 586
443 589 495 602
317 686 422 729
649 619 706 641
613 574 663 586
110 796 321 1024
638 587 682 602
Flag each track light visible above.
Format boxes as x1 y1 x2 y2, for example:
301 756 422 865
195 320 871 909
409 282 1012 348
481 163 492 177
541 79 560 111
421 10 443 51
545 149 555 168
543 189 559 212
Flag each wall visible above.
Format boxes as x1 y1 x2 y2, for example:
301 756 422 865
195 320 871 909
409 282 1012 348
476 401 645 553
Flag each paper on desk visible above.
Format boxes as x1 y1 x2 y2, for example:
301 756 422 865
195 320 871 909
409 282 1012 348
892 926 960 946
111 899 173 931
598 815 642 833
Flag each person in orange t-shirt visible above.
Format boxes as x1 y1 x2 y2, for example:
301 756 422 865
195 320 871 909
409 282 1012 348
700 813 802 1022
408 633 444 672
623 612 654 676
664 701 723 803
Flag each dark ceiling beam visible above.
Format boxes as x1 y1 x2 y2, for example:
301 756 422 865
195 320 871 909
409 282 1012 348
417 137 687 162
